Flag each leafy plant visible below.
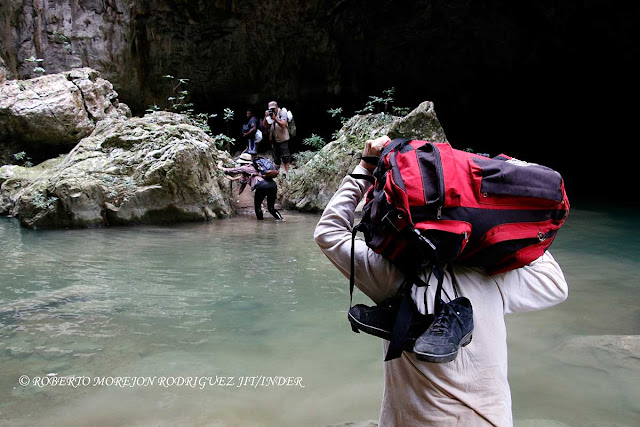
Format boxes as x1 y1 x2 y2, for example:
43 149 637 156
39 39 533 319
303 134 327 149
25 56 45 75
161 75 193 114
213 134 235 150
327 107 343 118
149 75 219 139
327 106 348 131
191 112 217 134
392 106 411 116
32 193 58 212
223 108 234 122
221 108 235 150
355 87 397 114
12 151 33 167
382 87 395 104
354 102 375 115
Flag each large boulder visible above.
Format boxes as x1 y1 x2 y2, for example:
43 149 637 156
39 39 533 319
1 112 233 228
0 68 131 149
279 101 448 212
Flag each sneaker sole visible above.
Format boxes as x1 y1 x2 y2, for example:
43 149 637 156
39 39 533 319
413 331 473 363
348 312 417 352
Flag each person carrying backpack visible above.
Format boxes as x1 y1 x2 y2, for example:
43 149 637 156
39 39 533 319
219 152 283 221
263 100 292 178
314 135 568 426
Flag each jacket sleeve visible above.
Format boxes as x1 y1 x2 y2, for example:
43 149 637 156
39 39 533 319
494 251 569 314
223 165 255 175
314 165 404 304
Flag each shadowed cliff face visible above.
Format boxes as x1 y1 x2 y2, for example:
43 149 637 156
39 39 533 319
0 0 341 110
0 0 637 203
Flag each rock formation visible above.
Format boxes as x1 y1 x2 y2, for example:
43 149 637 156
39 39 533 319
279 101 448 212
0 111 233 228
0 65 446 228
0 68 130 152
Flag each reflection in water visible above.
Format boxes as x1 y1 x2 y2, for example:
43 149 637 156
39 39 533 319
0 207 638 426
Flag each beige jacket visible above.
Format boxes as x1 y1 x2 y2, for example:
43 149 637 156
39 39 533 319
314 165 569 426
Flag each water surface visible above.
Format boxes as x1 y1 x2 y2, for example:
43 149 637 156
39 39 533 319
0 207 638 426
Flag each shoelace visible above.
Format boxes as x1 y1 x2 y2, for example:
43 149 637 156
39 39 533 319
429 302 464 336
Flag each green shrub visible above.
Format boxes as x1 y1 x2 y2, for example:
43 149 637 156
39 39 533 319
303 134 327 149
32 193 58 212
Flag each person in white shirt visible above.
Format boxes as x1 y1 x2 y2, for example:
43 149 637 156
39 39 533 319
314 135 569 426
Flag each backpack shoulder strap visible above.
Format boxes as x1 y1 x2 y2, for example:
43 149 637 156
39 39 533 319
349 174 375 184
381 138 412 158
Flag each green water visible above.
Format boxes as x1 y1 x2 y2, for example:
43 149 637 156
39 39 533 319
0 208 638 426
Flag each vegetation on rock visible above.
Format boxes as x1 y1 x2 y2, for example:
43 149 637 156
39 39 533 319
279 101 448 212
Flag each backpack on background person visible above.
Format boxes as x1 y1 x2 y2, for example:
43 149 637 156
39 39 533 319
254 156 278 179
281 108 297 137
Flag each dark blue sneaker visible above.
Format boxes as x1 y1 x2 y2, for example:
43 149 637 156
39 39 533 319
348 298 433 352
413 297 473 363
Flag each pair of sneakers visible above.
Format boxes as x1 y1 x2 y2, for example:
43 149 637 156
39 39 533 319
348 295 473 363
348 297 434 352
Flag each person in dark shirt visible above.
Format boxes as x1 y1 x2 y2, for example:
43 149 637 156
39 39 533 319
242 109 259 154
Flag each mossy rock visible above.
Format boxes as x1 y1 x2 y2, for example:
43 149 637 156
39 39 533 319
279 101 447 212
2 112 234 228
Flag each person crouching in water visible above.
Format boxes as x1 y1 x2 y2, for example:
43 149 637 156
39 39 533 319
218 152 283 221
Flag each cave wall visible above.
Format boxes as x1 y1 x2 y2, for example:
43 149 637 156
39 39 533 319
0 0 341 110
1 0 637 203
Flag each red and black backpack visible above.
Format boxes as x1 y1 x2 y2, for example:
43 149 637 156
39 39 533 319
349 138 569 359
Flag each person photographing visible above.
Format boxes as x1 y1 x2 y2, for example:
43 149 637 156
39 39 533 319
263 101 291 178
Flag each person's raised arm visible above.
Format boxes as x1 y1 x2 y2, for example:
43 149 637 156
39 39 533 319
314 136 404 304
262 110 270 131
218 160 255 176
